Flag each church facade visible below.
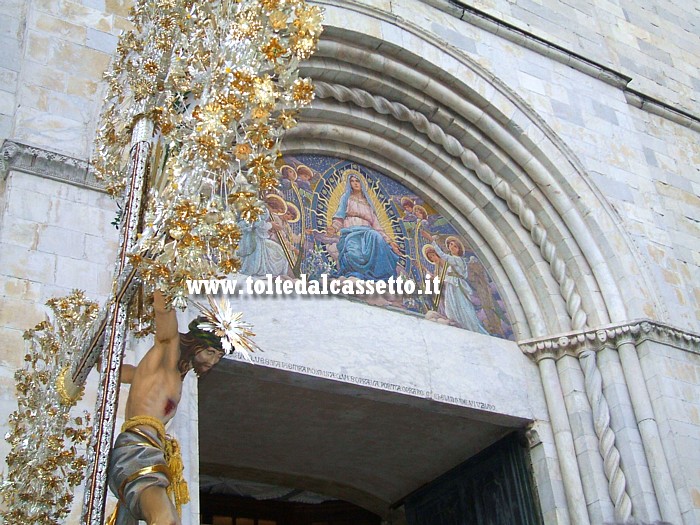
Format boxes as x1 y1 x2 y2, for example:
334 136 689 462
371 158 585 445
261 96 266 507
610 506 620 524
1 1 699 524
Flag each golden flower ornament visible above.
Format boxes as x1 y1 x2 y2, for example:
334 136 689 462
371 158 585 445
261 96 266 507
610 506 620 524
0 291 95 524
92 0 323 312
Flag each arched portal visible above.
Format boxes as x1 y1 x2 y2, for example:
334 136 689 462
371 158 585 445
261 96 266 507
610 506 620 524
194 7 685 525
195 142 546 521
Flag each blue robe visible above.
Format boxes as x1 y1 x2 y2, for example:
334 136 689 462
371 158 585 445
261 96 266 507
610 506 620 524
336 225 399 280
332 176 399 280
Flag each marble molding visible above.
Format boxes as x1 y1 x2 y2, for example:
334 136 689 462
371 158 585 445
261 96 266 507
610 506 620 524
0 139 104 191
518 319 700 362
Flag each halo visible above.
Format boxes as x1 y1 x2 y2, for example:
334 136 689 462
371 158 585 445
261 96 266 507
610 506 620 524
444 235 464 256
284 202 301 223
190 296 258 359
413 204 428 220
265 193 288 215
297 164 314 180
280 164 297 181
342 168 364 184
400 196 414 208
422 243 439 262
325 167 397 244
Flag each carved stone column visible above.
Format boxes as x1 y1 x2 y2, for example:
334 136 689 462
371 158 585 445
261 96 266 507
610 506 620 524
616 331 683 524
576 346 630 522
596 338 661 522
521 320 694 525
523 334 629 524
532 349 590 525
558 351 618 523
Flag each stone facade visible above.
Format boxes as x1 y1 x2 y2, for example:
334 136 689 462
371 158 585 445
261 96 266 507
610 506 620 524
0 0 699 524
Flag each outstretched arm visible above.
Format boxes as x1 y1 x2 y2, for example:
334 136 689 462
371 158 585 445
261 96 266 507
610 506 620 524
154 290 178 342
153 290 180 366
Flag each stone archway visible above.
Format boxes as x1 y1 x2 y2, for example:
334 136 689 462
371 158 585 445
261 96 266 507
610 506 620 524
192 6 685 525
254 8 681 524
290 22 656 336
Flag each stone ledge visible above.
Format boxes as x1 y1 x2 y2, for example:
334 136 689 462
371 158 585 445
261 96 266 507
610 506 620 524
519 319 700 361
624 89 700 133
0 140 104 192
421 0 700 131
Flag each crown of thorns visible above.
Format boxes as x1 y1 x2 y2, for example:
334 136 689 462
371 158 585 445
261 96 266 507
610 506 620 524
187 317 225 352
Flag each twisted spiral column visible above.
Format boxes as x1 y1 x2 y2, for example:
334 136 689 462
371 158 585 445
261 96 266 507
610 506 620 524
315 81 587 330
580 349 632 521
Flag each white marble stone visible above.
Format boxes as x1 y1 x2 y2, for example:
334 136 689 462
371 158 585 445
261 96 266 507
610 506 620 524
185 285 543 423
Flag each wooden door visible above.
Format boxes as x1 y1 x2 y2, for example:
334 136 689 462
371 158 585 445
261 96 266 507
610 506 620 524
404 433 542 525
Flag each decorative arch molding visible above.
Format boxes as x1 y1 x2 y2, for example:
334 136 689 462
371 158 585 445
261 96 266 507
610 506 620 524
289 6 666 339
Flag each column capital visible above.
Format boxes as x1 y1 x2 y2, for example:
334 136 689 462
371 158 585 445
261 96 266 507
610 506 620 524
518 319 700 361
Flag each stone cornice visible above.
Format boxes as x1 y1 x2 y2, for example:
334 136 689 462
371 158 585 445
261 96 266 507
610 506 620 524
417 0 700 131
0 140 104 192
519 319 700 361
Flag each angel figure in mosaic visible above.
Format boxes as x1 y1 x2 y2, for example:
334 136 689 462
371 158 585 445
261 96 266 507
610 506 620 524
268 194 303 271
422 243 447 309
237 196 292 277
422 232 488 335
399 196 418 223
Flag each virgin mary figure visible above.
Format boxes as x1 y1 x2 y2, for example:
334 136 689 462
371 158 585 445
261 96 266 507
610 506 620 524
330 172 400 280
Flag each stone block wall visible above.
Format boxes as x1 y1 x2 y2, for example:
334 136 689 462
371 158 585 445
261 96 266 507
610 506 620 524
0 0 23 142
0 163 119 356
421 0 699 117
0 0 129 158
405 0 700 332
639 340 700 524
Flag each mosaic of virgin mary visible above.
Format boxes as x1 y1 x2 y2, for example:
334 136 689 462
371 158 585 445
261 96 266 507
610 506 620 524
330 170 401 280
234 154 514 340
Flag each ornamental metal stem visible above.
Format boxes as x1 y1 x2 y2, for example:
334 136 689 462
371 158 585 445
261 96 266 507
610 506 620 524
81 119 153 525
59 1 322 522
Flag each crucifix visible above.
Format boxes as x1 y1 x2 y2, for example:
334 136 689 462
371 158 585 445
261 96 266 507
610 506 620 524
35 1 325 523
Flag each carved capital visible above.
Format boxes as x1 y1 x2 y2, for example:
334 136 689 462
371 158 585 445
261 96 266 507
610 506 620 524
0 140 104 191
525 423 542 448
519 330 599 361
1 140 21 179
519 319 700 360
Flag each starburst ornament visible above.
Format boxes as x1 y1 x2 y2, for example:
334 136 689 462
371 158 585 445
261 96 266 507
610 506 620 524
192 296 259 361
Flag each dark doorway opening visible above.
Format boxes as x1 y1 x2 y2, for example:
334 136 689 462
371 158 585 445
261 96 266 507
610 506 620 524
403 432 542 525
200 492 381 525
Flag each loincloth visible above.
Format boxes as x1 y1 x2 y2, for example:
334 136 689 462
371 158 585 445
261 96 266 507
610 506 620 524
107 416 189 525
